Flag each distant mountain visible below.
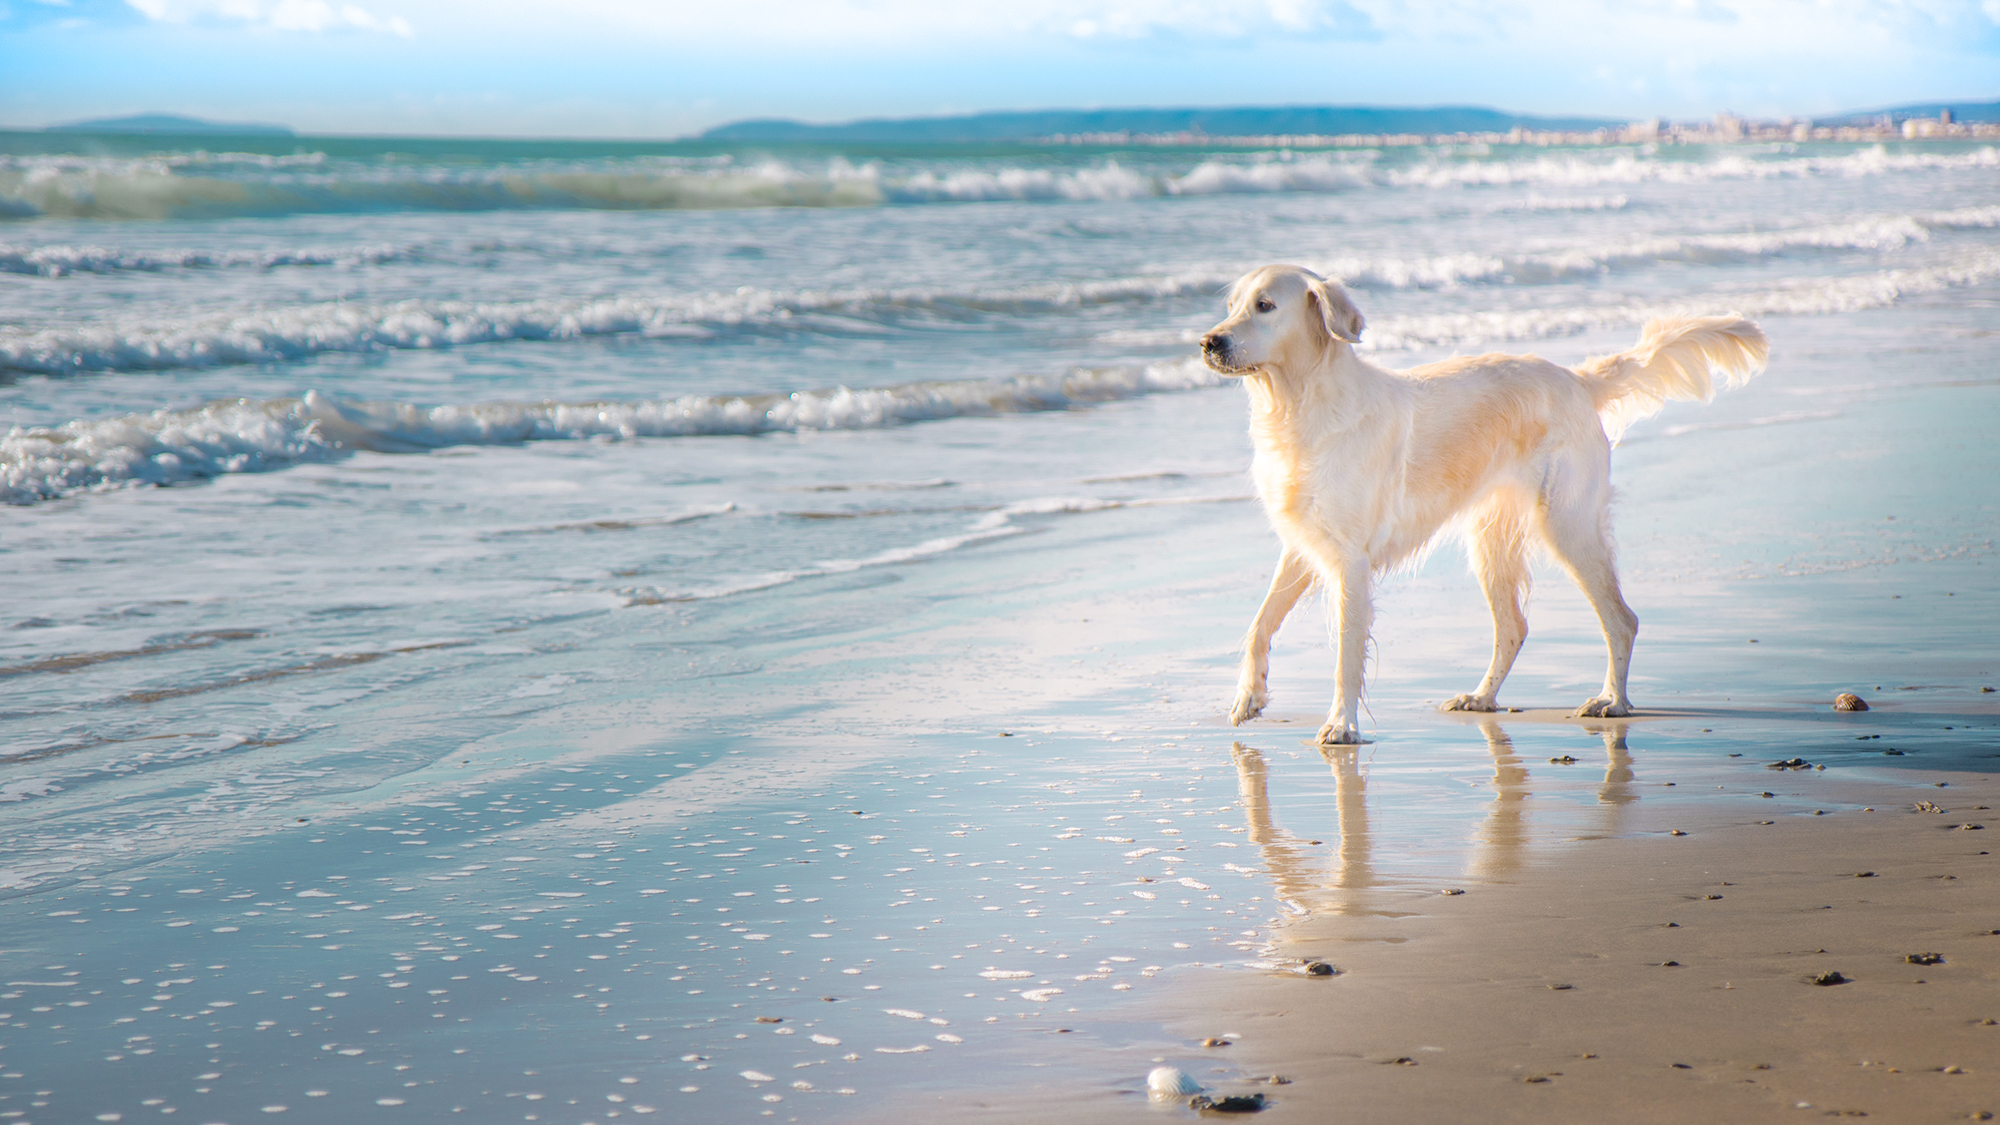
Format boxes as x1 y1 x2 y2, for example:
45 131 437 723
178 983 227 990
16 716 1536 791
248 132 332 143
1820 98 2000 126
701 105 1623 143
45 114 294 136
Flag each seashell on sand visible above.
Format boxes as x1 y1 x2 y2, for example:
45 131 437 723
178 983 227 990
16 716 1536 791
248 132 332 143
1147 1066 1203 1097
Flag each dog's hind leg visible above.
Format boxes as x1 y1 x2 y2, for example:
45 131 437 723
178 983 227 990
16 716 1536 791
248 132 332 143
1443 501 1530 713
1232 550 1313 725
1539 492 1639 718
1318 558 1372 745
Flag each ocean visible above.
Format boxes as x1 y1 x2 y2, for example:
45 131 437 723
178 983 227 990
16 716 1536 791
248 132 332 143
3 130 1997 1122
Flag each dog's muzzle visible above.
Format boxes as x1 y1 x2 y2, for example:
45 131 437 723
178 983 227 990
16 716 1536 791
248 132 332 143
1200 333 1232 366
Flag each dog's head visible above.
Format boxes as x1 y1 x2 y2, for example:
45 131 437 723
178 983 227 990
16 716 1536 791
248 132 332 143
1199 265 1364 375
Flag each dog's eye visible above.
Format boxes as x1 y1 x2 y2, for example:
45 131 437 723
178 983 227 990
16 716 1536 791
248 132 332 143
1254 298 1276 313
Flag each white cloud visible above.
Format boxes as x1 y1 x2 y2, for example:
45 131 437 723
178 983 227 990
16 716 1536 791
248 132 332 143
123 0 412 34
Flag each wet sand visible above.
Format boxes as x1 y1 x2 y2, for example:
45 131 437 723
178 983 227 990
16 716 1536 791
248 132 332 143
1142 713 2000 1124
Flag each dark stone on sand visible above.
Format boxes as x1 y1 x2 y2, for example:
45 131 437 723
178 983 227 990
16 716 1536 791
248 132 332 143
1390 1057 1418 1066
1768 758 1813 770
1304 961 1337 976
1907 952 1945 965
1663 961 1682 966
1884 749 1906 755
1195 1091 1260 1111
1441 888 1465 895
1671 1063 1693 1069
1761 791 1776 797
1671 829 1689 836
1549 983 1574 990
1201 1037 1232 1047
1265 1076 1292 1085
1813 970 1849 986
755 1016 783 1023
1705 894 1723 900
1834 693 1869 711
1856 871 1876 877
1523 1074 1553 1083
1549 755 1578 764
1962 823 1986 831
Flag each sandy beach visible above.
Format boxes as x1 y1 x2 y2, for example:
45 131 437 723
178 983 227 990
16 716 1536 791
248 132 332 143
1145 715 2000 1124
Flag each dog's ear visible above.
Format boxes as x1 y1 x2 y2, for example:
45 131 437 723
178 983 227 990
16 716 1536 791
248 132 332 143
1307 277 1364 345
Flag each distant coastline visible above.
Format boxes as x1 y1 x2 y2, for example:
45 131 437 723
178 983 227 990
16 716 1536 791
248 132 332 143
703 100 2000 148
44 113 293 136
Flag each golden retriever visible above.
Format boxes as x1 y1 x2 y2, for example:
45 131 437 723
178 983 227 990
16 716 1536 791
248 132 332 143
1201 265 1768 744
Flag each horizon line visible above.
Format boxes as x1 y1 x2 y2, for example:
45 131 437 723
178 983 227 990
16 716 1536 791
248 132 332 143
13 94 1997 144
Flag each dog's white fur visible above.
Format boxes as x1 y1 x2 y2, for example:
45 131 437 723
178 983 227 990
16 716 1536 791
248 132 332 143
1201 265 1768 745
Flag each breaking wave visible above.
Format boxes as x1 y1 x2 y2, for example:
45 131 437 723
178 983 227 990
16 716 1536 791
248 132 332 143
0 241 403 277
9 205 1994 375
3 145 1992 220
10 244 2000 505
0 362 1225 504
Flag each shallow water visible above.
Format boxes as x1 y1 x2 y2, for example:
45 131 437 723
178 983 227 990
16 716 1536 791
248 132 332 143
3 132 1998 1122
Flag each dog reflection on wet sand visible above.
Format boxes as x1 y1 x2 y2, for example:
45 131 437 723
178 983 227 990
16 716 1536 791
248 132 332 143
1228 721 1637 915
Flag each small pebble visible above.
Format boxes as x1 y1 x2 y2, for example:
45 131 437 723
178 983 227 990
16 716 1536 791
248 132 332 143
1548 983 1574 991
1549 755 1578 764
1834 693 1869 712
1942 1065 1964 1075
1201 1038 1231 1048
1704 894 1723 900
1907 953 1945 965
1812 971 1849 986
1856 872 1876 878
1671 829 1688 836
1523 1075 1552 1083
1303 962 1337 977
1441 888 1465 896
755 1016 783 1023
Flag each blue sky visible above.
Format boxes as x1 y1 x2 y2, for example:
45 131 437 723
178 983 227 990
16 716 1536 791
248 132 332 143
2 0 1997 137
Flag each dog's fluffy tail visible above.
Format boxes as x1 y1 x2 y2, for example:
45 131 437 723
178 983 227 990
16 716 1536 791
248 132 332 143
1578 314 1769 441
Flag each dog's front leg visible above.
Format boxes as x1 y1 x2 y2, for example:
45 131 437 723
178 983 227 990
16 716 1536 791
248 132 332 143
1231 550 1312 725
1318 558 1372 745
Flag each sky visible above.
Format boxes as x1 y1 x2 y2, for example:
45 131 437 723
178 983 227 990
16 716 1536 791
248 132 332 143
1 0 1997 137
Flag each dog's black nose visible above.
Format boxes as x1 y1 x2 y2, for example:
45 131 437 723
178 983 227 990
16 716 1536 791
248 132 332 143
1201 333 1227 355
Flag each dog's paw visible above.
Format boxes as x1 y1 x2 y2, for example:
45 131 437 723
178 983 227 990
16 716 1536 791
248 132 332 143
1440 693 1497 713
1316 722 1363 746
1574 697 1633 718
1229 688 1268 726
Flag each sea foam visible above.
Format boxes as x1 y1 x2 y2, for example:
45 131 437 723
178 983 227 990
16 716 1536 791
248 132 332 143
3 145 1991 220
0 362 1224 504
10 206 1990 375
11 243 1999 505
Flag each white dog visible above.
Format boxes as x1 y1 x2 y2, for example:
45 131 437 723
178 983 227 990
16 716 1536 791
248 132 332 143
1201 265 1767 745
